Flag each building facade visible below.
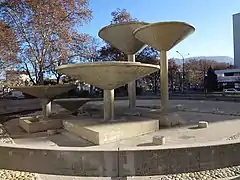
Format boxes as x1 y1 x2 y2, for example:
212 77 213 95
233 13 240 67
215 68 240 89
5 70 29 86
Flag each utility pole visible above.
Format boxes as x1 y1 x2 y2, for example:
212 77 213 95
176 51 190 93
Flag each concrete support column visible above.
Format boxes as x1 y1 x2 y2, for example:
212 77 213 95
160 50 169 112
104 89 114 121
41 99 52 119
128 54 136 108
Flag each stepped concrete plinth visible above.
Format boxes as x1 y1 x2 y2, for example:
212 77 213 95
19 116 62 133
63 116 159 145
12 84 76 133
99 22 148 109
54 98 91 115
56 61 159 121
134 21 195 115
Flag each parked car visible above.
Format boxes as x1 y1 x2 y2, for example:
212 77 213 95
2 91 25 100
222 88 240 96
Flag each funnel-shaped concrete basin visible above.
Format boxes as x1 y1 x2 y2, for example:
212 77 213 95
54 98 91 112
99 22 148 54
12 84 76 99
56 61 160 90
134 21 195 51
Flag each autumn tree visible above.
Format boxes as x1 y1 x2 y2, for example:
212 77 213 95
205 66 217 92
0 0 92 85
184 59 232 87
111 8 137 24
138 47 160 93
74 35 100 93
184 59 209 86
168 58 180 89
0 21 19 76
47 34 100 83
99 44 126 61
211 61 232 70
137 47 159 64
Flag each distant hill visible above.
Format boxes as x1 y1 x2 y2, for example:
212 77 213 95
174 56 234 64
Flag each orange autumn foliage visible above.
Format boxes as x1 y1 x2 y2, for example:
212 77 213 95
0 0 92 84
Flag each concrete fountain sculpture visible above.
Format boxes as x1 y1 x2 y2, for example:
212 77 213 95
54 21 195 144
12 84 76 133
134 21 195 112
99 22 148 109
0 21 204 178
56 61 159 121
56 61 160 144
10 21 194 143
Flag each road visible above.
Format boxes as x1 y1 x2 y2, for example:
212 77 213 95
0 99 41 115
0 94 239 116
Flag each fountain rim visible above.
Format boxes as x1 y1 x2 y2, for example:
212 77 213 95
56 61 160 71
0 138 238 177
10 84 76 90
1 138 239 151
98 21 149 38
133 21 195 36
54 98 92 102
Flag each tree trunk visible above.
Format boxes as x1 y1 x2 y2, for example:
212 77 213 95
169 70 174 90
154 72 158 94
24 64 36 85
38 73 44 85
56 74 61 84
90 85 93 94
178 72 182 90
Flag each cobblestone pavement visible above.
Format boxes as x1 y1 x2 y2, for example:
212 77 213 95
158 166 240 180
37 169 240 180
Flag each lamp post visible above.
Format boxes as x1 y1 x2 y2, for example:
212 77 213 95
176 51 189 93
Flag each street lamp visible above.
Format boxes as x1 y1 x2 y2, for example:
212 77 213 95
176 51 189 93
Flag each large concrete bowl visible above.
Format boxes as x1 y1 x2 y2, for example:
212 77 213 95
99 22 149 54
54 98 92 113
56 61 160 90
11 84 76 99
133 21 195 51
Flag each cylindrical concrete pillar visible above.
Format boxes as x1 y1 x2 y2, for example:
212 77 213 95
104 89 114 121
160 50 169 112
41 99 51 119
128 54 136 108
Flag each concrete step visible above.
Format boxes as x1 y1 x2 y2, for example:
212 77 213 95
63 117 159 145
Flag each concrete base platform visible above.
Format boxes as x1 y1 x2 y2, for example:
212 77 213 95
83 103 186 127
19 117 63 133
63 117 159 145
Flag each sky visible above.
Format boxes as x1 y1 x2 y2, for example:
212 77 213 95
80 0 240 60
